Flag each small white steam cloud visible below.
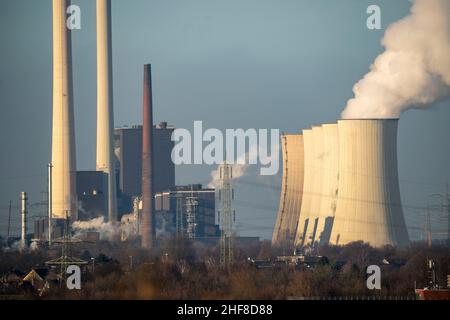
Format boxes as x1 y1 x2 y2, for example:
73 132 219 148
30 241 39 251
208 163 247 189
120 213 140 241
207 145 258 188
342 0 450 119
72 217 119 241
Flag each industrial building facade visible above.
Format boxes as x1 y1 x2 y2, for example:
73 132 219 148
273 119 410 249
76 171 108 221
33 218 66 242
114 122 175 198
155 184 219 238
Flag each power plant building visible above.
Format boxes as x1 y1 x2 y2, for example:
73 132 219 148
33 218 65 242
273 119 410 249
76 171 108 221
155 185 219 238
114 123 175 197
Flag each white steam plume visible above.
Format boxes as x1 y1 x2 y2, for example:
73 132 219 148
207 145 258 188
208 163 247 189
342 0 450 119
72 217 119 241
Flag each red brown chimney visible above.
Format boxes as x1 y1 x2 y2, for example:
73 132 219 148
141 64 154 249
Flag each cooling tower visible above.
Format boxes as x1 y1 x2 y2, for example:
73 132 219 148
272 134 304 250
315 124 339 246
141 64 155 249
295 127 324 247
96 0 117 222
329 119 410 247
305 126 324 244
294 129 313 247
51 0 77 220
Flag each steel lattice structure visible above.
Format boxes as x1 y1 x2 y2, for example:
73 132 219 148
45 218 88 285
186 187 198 239
175 193 184 239
219 162 235 270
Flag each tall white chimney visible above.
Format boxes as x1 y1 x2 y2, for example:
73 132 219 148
96 0 117 222
51 0 77 220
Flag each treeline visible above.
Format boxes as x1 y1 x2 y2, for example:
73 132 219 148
1 240 449 299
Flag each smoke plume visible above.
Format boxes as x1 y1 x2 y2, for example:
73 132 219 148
207 146 258 188
342 0 450 119
72 217 119 241
208 163 247 189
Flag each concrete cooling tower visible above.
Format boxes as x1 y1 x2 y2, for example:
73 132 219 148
294 127 326 247
315 124 339 246
274 119 410 249
293 124 340 248
51 0 77 220
329 119 410 247
272 134 304 249
293 129 312 247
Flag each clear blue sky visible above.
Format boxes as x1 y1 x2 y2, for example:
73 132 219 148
1 0 449 240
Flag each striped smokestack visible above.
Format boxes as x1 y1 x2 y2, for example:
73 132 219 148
141 64 155 249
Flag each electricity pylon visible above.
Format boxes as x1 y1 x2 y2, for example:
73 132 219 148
219 161 235 270
175 193 184 239
186 187 198 239
45 216 87 285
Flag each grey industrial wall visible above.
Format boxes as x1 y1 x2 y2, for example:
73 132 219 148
155 185 218 238
114 125 175 197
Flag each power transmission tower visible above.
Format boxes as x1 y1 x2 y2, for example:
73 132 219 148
175 193 184 239
427 259 437 289
426 205 432 248
219 162 235 270
46 216 87 285
427 187 450 245
186 187 198 239
446 183 450 245
7 200 11 241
